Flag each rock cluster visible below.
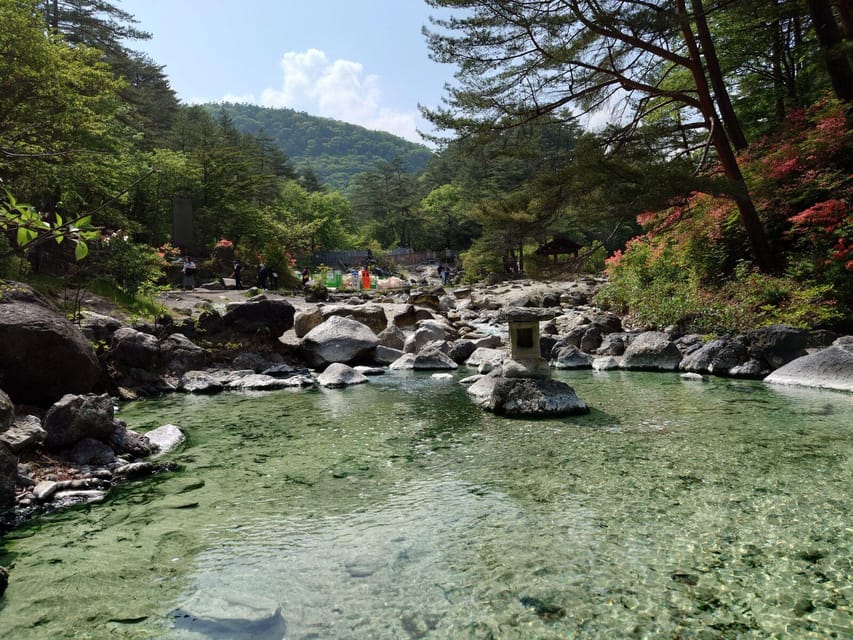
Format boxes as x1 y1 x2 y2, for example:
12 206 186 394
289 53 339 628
0 273 850 584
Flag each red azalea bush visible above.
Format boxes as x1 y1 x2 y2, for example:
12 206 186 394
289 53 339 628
596 97 851 332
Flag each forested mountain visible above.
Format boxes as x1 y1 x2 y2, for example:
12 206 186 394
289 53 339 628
201 103 433 191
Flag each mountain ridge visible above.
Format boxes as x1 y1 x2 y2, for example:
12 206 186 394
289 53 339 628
201 102 433 191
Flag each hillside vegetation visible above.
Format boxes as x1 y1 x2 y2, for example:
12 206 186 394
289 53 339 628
204 103 433 191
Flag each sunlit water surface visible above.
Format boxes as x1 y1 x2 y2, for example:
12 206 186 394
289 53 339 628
0 371 851 639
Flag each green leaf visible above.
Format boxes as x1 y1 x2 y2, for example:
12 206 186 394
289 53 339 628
74 240 89 260
17 226 36 246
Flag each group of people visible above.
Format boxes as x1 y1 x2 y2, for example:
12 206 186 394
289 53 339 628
179 255 279 291
437 263 453 285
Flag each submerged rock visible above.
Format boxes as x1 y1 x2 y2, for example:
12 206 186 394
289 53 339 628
171 592 285 640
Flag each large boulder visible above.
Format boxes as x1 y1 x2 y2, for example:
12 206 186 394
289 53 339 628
110 327 160 370
0 282 101 405
746 324 808 369
680 337 749 376
403 323 447 354
488 378 588 417
301 316 379 368
764 342 853 392
160 333 208 374
222 297 295 337
293 307 324 338
621 331 682 371
42 393 117 451
322 304 388 335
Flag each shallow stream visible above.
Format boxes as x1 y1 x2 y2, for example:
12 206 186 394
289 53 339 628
1 371 851 639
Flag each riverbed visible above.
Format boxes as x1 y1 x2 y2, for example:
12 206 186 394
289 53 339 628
1 370 851 639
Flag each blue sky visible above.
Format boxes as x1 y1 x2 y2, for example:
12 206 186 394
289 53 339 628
119 0 455 144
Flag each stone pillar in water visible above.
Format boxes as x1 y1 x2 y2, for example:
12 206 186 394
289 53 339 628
502 307 553 380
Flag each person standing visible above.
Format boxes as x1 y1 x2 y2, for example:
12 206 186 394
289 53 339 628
360 265 371 290
232 260 243 289
182 256 197 290
301 267 310 288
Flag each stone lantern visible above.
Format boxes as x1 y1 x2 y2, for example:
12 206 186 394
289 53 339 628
465 306 589 417
502 307 553 380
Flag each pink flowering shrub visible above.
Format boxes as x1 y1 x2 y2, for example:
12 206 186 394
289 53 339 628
596 96 850 331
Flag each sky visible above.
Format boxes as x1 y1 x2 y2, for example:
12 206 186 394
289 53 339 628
118 0 455 145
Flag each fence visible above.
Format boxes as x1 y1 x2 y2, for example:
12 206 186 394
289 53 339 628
310 248 443 269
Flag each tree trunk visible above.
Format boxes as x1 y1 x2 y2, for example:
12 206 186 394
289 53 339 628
808 0 853 102
691 0 749 149
676 0 777 272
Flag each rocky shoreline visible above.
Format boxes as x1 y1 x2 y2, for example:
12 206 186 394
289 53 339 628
1 273 852 596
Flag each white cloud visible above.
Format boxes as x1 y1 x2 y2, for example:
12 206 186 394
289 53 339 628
258 49 423 143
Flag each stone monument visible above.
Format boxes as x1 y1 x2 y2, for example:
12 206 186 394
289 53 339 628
468 307 589 417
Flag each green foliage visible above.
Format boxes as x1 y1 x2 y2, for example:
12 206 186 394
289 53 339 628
0 190 100 262
201 103 432 191
99 236 166 296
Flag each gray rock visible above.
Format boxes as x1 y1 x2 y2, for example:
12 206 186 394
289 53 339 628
110 327 160 369
226 374 293 390
592 356 621 371
43 393 117 450
579 326 602 353
0 389 12 433
448 339 477 363
596 333 627 356
377 324 406 350
0 443 15 507
729 359 767 378
553 346 593 369
413 347 458 370
466 347 508 368
301 315 379 368
373 345 405 365
0 282 101 406
388 353 417 370
466 372 500 407
33 479 58 501
318 363 369 387
178 371 224 394
488 377 588 417
621 331 682 371
0 414 46 453
144 424 186 457
746 324 808 369
293 307 324 338
109 424 153 458
322 303 388 334
354 366 385 376
222 298 295 337
78 311 124 344
764 344 853 392
403 323 447 354
171 592 285 640
65 437 116 466
680 337 748 375
161 333 208 374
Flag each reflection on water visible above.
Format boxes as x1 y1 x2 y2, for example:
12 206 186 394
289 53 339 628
1 371 851 639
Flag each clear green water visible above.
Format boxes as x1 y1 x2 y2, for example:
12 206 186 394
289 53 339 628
1 371 851 639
